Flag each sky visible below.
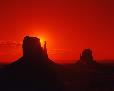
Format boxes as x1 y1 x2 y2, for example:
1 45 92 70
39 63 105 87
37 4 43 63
0 0 114 63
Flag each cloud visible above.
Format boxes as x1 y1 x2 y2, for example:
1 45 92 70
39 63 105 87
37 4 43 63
0 41 21 47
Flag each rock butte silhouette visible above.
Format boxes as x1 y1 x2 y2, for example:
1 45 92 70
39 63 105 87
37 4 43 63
77 48 97 65
0 36 63 91
0 36 114 91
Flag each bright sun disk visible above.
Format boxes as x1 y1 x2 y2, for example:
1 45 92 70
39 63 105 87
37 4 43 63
40 38 45 46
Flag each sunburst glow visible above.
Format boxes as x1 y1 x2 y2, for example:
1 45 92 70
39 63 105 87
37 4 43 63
40 38 45 47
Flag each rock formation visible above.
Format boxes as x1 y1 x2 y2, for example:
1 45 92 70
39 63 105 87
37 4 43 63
0 36 63 91
77 48 96 64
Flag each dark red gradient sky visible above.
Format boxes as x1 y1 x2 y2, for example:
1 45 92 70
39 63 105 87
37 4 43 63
0 0 114 63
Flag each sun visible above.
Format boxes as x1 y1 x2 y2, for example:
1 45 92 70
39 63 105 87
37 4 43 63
40 38 45 46
40 39 43 43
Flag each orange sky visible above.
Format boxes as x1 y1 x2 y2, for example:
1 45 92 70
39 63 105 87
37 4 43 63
0 0 114 63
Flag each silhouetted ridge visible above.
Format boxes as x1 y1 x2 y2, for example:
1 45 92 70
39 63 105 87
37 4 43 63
43 41 48 59
0 36 63 91
23 36 42 58
22 36 48 62
1 36 114 91
12 36 52 65
77 48 96 65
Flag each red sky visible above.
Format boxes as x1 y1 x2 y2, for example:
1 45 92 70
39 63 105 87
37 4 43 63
0 0 114 63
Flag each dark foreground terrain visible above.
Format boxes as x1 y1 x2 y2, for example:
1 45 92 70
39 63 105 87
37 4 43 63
57 63 114 91
0 62 114 91
0 36 114 91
